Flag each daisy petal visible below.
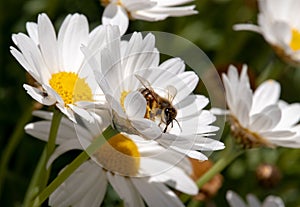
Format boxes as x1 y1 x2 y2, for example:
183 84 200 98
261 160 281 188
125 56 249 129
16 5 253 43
37 13 58 72
26 22 38 45
131 178 184 207
250 105 281 132
124 91 147 119
226 190 247 207
276 102 300 128
131 118 162 139
47 139 82 168
23 84 56 105
233 23 262 33
252 80 280 114
102 4 129 35
150 164 198 195
50 161 106 207
263 196 285 207
107 173 145 207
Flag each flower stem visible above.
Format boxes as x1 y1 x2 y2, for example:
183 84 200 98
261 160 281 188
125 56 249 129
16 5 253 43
22 108 62 207
0 103 33 199
32 125 118 207
196 145 244 189
22 148 47 207
42 108 63 188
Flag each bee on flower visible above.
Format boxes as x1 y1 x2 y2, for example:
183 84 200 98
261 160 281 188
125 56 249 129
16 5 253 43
82 25 225 160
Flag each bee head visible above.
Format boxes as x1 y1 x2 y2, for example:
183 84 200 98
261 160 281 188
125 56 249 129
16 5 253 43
164 107 177 124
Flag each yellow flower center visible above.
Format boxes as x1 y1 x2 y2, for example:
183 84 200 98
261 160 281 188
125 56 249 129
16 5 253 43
100 0 123 7
230 116 274 149
120 90 130 111
95 133 140 176
290 28 300 51
49 72 93 106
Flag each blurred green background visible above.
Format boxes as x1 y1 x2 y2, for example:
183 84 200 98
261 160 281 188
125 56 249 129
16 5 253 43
0 0 300 206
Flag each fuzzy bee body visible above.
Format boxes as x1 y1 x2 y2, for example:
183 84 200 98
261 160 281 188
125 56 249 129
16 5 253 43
136 75 179 133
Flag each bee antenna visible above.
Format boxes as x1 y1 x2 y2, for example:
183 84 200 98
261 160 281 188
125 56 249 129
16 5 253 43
174 118 182 132
163 119 181 133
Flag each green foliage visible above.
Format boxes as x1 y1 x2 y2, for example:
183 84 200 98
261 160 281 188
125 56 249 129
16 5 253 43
0 0 299 206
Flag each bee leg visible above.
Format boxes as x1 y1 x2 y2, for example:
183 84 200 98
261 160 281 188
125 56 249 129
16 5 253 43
163 125 168 133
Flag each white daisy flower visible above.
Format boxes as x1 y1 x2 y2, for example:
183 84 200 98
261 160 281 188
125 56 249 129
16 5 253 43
215 64 300 148
101 0 198 35
10 13 111 122
233 0 300 65
226 190 285 207
83 26 224 160
25 110 198 207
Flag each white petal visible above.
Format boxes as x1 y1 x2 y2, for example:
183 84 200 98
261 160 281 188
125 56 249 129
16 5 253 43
26 22 38 45
32 110 53 120
102 4 129 35
150 164 198 195
47 139 83 168
107 173 145 207
158 57 185 74
144 5 198 17
276 102 300 128
49 161 107 207
24 118 83 145
155 0 194 7
210 107 230 115
10 46 40 82
131 178 184 207
233 23 262 33
272 21 291 47
252 80 280 115
250 105 281 132
123 0 156 11
247 194 261 207
37 13 59 72
226 191 247 207
131 118 162 139
132 10 169 21
260 130 295 139
58 14 89 72
262 196 285 207
12 33 50 82
135 139 192 174
23 84 56 105
124 91 147 118
68 104 95 123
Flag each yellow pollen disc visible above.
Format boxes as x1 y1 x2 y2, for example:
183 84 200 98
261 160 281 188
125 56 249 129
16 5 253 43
230 115 274 149
95 133 140 176
100 0 110 6
120 91 130 111
49 72 93 106
290 28 300 51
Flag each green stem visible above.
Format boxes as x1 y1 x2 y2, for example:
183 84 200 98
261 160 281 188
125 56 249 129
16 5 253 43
42 108 63 189
23 148 47 207
196 148 243 189
32 125 118 207
0 103 33 199
23 108 62 207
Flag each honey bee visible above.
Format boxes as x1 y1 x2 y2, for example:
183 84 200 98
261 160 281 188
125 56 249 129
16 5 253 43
135 75 180 133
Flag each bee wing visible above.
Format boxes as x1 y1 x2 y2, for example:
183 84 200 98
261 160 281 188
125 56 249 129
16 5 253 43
135 74 153 90
166 85 177 102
